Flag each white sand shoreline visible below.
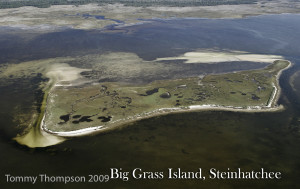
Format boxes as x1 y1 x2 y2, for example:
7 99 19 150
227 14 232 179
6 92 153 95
42 104 286 137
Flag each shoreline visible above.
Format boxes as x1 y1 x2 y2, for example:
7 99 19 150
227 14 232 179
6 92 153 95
41 60 292 138
42 104 286 138
271 60 293 106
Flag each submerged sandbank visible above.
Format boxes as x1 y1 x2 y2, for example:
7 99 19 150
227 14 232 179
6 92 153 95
14 124 65 148
13 62 90 147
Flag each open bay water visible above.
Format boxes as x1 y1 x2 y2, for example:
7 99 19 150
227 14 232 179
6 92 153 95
0 14 300 188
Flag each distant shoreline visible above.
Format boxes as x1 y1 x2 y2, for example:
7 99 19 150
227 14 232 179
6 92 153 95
41 60 292 137
0 2 299 30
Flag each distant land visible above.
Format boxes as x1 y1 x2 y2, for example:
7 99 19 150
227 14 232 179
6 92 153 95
0 0 258 9
0 0 299 30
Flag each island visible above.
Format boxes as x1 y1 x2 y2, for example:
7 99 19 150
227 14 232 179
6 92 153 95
0 47 291 147
40 56 291 136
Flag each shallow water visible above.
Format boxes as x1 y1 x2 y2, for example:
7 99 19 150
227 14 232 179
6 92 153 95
1 14 300 188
